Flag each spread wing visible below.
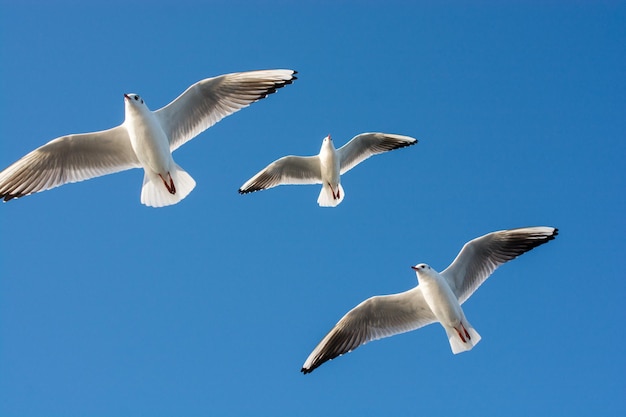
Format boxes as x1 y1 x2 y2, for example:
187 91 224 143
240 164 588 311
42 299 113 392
238 155 321 194
441 227 558 304
338 132 417 175
155 69 297 152
0 126 140 201
301 287 436 374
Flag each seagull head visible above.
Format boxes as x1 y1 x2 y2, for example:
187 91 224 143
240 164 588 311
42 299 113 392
320 135 335 153
123 93 144 105
411 263 432 274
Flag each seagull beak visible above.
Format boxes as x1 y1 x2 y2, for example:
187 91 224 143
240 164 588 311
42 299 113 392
411 266 418 271
124 93 130 100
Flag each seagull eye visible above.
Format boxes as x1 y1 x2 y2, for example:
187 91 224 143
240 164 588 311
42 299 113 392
134 96 138 101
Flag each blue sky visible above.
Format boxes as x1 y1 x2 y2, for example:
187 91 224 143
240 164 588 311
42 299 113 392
1 1 624 416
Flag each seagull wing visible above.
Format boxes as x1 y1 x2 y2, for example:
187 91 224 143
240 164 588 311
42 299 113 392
238 155 321 194
441 226 558 304
155 69 297 152
301 287 436 374
0 126 140 201
337 132 417 175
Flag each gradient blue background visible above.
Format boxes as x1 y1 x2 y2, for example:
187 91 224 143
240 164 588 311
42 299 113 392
1 1 624 416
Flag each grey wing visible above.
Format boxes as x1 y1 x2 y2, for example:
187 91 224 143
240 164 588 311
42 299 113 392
238 155 321 194
301 287 436 374
155 69 297 152
0 126 140 201
338 132 417 175
441 227 559 304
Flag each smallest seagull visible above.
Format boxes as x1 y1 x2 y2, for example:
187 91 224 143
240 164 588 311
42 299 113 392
238 132 417 207
301 226 558 374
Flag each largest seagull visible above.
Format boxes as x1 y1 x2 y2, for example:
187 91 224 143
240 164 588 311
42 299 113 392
301 226 558 374
0 69 297 207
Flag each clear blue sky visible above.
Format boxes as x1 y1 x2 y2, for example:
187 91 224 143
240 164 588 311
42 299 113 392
1 1 624 416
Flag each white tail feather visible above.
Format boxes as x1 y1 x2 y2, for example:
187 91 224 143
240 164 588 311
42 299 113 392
317 183 345 207
140 163 196 207
444 320 482 354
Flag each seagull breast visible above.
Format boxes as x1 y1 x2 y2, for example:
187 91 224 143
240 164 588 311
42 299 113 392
124 102 172 175
318 138 340 186
415 266 464 327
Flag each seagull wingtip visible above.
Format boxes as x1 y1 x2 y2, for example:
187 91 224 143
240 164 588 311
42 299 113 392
2 193 20 202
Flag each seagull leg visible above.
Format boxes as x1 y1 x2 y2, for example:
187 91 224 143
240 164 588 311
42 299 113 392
455 327 467 343
461 322 472 340
158 173 177 195
328 183 340 200
455 323 471 343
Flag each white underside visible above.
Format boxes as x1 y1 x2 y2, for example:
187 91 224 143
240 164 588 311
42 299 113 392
140 163 196 207
444 320 482 354
317 183 345 207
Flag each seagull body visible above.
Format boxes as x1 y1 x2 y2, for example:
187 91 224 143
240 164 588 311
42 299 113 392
238 133 417 207
0 69 297 207
318 136 342 206
301 226 558 374
412 263 481 354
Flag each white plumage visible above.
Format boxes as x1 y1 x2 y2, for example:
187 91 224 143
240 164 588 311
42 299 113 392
0 69 297 207
238 132 417 207
301 226 558 374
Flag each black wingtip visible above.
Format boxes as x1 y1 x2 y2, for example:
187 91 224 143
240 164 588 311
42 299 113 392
539 227 559 246
401 139 418 148
238 186 264 195
257 74 297 100
535 226 558 241
1 193 20 202
543 227 558 242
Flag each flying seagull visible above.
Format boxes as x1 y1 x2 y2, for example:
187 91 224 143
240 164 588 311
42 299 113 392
238 133 417 207
301 226 558 374
0 69 297 207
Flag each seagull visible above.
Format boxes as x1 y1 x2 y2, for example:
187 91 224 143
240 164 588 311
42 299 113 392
238 133 417 207
0 69 297 207
301 226 558 374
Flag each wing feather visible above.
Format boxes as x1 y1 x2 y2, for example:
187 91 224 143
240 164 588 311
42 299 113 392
0 126 140 201
155 69 297 151
338 132 417 174
238 155 321 194
441 226 558 304
301 287 436 374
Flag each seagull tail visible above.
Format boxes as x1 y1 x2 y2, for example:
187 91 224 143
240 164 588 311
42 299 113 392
140 163 196 208
444 319 482 354
317 183 345 207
